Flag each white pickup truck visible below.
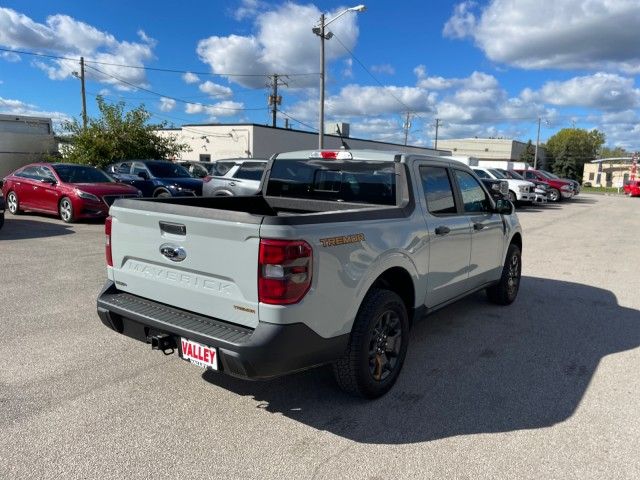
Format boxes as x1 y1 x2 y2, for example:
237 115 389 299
97 149 523 398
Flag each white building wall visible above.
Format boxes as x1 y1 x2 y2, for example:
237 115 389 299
0 114 57 177
157 124 448 161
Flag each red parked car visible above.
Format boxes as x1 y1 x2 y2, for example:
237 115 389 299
624 180 640 197
2 163 140 223
513 169 574 202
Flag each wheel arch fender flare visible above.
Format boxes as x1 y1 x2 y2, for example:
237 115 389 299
347 251 421 330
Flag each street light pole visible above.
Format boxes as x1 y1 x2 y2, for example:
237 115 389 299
313 5 365 150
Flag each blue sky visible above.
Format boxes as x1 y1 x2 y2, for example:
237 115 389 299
1 0 639 150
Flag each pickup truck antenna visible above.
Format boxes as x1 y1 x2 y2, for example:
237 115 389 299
336 123 350 150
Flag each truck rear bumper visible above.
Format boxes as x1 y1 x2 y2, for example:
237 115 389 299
97 281 348 380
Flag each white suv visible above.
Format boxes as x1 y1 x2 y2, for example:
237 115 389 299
473 168 535 204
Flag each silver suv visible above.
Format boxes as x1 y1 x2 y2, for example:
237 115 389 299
202 159 267 196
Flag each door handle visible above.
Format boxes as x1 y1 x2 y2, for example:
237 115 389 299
229 182 236 186
473 223 485 231
434 226 450 236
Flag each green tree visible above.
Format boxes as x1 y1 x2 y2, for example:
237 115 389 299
599 146 629 158
519 139 535 164
61 96 189 168
544 128 605 181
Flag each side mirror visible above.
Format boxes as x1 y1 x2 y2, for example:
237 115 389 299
137 171 149 180
40 178 56 185
495 198 513 215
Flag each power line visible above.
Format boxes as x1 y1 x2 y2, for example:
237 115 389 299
85 64 268 112
330 33 427 121
0 46 319 77
278 110 318 132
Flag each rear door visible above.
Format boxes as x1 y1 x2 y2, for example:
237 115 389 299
109 204 261 328
12 166 40 208
230 162 266 195
414 163 472 307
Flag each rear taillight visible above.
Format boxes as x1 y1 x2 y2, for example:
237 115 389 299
105 216 113 267
258 239 312 305
203 175 212 183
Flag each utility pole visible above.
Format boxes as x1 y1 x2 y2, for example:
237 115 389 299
318 14 326 148
434 118 442 150
267 74 287 128
534 116 541 169
403 112 412 146
80 56 87 130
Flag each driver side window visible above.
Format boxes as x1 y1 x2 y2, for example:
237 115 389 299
453 170 491 213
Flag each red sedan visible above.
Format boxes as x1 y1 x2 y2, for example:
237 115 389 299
624 180 640 197
2 163 140 223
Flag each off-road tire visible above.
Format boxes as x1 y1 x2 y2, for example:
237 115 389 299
487 243 521 305
333 288 409 399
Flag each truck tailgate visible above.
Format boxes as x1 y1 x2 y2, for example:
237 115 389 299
109 203 260 328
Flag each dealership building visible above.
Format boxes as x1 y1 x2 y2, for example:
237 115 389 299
436 138 547 166
156 123 449 161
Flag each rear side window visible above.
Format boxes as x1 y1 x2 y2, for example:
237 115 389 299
234 162 266 181
213 162 235 176
116 162 131 174
420 166 457 215
267 159 396 205
15 166 40 179
454 170 491 213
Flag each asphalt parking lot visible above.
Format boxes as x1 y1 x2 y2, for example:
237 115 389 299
1 194 639 480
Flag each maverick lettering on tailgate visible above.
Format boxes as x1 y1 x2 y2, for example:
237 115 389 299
126 261 233 295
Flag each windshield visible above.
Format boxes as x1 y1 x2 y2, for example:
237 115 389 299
473 169 491 179
267 159 397 205
53 164 114 183
541 170 559 179
502 169 524 180
536 170 555 179
488 168 507 179
147 162 191 178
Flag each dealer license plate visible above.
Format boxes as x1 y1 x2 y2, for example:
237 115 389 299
180 338 218 370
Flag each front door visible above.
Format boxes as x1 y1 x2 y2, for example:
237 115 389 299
31 166 60 212
451 169 504 287
415 163 472 307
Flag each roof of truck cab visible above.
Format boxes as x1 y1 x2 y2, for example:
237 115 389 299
273 149 452 163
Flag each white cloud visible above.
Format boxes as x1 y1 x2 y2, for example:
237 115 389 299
198 80 233 98
522 73 640 110
233 0 265 21
182 72 200 84
343 58 353 78
370 64 395 75
0 7 155 86
326 84 436 116
442 1 477 39
1 51 20 62
197 3 360 88
443 0 640 73
159 97 176 112
185 100 244 118
0 95 70 124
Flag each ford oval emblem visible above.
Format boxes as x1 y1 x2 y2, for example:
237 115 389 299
159 243 187 262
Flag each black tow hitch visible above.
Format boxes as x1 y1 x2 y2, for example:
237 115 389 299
148 334 177 355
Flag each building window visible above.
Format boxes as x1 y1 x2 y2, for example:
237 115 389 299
589 172 594 180
606 172 612 182
199 154 211 162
